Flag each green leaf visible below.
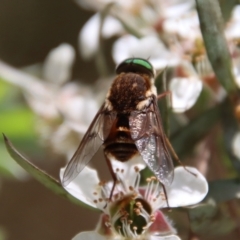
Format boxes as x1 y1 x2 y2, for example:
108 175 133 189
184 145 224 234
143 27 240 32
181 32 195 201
205 178 240 203
196 0 238 94
0 227 7 240
188 203 236 236
2 134 91 208
0 107 34 137
0 142 26 179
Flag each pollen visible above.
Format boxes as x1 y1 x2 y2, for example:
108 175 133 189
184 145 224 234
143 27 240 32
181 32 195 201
128 220 133 224
150 215 155 222
134 166 140 172
136 201 142 208
132 226 138 231
134 208 141 215
129 186 134 191
146 178 151 183
151 176 157 181
142 225 147 230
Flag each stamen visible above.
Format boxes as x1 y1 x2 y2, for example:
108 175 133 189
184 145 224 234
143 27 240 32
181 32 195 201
121 218 135 238
117 226 122 236
146 178 154 202
139 207 151 222
134 170 141 190
152 181 160 198
134 208 141 216
134 166 140 172
144 178 151 200
132 226 138 236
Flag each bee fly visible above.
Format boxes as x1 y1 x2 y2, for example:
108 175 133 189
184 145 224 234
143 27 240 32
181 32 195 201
62 58 174 199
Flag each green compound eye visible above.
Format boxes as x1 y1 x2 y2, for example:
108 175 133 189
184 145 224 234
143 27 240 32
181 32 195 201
116 58 154 77
125 58 153 71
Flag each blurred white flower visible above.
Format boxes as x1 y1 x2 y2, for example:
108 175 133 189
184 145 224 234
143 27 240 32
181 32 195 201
78 0 197 61
225 5 240 40
79 13 123 59
112 35 180 70
170 77 202 112
0 44 100 159
163 11 201 43
233 63 240 89
232 131 240 160
60 158 208 239
169 62 203 112
74 0 143 12
43 43 75 84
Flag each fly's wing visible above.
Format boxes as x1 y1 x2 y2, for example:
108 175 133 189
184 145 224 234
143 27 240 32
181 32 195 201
62 104 117 187
129 98 174 186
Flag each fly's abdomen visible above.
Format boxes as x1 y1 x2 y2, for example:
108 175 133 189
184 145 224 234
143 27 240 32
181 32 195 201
104 141 138 162
103 114 138 162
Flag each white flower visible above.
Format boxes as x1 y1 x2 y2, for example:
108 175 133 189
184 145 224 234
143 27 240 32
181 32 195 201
43 43 75 84
112 35 180 70
60 158 208 239
232 131 240 160
0 44 100 159
169 61 203 113
163 11 201 41
225 5 240 40
79 13 123 59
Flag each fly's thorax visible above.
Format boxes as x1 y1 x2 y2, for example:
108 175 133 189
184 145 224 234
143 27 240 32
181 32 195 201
107 72 156 113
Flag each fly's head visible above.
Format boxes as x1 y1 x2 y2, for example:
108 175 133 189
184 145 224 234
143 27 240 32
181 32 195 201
107 58 157 113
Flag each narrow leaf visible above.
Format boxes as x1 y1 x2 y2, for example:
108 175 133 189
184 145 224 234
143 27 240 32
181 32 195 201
3 134 89 207
196 0 237 93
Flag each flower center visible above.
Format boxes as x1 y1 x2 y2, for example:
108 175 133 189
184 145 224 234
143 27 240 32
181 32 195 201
110 195 154 238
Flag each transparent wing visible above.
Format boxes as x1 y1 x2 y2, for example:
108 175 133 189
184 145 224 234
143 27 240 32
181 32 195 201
129 97 174 186
62 104 117 186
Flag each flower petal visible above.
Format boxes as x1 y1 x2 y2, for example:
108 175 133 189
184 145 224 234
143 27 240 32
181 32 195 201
232 131 240 160
149 210 176 236
150 234 181 240
43 43 75 84
60 166 101 208
56 82 99 133
110 155 146 189
167 166 208 207
72 231 106 240
79 13 122 59
169 76 202 113
112 35 179 70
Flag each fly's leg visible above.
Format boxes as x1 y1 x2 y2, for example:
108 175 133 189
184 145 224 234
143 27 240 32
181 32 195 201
105 155 117 208
160 182 171 211
157 90 171 101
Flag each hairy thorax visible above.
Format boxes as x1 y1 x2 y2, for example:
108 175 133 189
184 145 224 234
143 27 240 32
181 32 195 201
108 72 151 113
